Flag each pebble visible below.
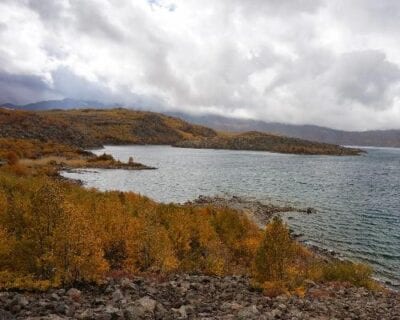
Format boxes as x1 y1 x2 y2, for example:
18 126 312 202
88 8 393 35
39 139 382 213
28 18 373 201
1 275 399 320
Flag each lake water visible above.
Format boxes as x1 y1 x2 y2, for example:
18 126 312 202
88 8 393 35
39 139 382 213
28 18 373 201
62 145 400 287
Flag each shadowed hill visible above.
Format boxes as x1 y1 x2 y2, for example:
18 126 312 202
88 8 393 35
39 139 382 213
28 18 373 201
42 108 217 145
0 108 100 148
0 108 217 148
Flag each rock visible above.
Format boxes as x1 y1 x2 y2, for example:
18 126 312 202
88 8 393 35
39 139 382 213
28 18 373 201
78 308 94 320
112 289 124 302
105 305 121 318
0 310 13 320
306 207 316 214
34 315 65 320
124 296 157 319
270 308 282 318
124 306 145 319
136 296 157 313
11 294 29 308
120 278 137 290
54 303 69 315
66 288 81 301
2 274 400 319
237 305 259 319
172 305 188 319
50 293 60 301
155 303 167 319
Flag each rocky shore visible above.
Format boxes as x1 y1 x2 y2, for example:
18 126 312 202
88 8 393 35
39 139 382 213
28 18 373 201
2 196 399 319
187 195 316 227
1 275 399 320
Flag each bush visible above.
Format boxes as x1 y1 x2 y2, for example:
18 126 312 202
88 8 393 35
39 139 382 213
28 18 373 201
318 261 374 288
6 151 18 165
253 216 295 283
92 153 114 162
0 168 377 291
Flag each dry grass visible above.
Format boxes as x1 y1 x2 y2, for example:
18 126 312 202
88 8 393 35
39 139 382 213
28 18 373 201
20 157 87 168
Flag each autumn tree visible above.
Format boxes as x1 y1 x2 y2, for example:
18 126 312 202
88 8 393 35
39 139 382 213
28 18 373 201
253 216 295 283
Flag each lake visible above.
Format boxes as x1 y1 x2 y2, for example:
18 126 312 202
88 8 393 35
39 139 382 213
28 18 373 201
62 145 400 287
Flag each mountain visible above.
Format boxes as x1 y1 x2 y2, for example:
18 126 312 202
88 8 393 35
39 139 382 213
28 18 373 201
1 98 120 111
168 113 400 148
42 108 217 146
0 108 101 148
0 108 361 155
5 99 398 147
0 108 216 148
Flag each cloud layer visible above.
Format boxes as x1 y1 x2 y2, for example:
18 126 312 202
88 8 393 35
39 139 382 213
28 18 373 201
1 0 400 130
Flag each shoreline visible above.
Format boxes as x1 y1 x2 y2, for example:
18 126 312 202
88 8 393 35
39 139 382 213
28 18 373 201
187 194 399 291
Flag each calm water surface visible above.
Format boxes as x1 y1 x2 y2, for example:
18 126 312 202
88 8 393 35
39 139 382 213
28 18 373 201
62 145 400 286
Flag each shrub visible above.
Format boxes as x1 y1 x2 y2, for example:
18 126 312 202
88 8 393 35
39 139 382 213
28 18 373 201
92 153 114 162
0 168 377 291
6 151 18 165
318 261 374 289
253 216 295 283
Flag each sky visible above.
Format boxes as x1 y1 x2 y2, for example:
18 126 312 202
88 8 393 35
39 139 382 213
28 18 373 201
1 0 400 131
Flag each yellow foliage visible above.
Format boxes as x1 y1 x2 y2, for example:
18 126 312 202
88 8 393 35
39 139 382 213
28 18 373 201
313 261 375 289
51 202 109 284
261 280 289 298
0 167 377 292
253 217 295 283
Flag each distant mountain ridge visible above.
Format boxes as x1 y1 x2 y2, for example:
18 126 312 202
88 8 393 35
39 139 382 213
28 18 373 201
2 99 398 147
169 113 400 148
0 108 361 155
1 98 120 111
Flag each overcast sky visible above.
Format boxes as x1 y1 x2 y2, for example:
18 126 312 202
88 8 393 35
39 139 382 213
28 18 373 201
1 0 400 130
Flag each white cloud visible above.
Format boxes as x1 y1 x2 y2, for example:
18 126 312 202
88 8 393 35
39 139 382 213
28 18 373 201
0 0 399 130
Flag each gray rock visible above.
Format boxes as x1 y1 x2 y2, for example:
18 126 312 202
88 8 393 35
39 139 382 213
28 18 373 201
172 305 192 319
50 293 60 301
11 294 29 308
54 303 69 315
78 308 94 320
237 305 259 319
0 310 14 320
136 296 157 313
155 303 167 319
112 289 124 302
124 305 145 319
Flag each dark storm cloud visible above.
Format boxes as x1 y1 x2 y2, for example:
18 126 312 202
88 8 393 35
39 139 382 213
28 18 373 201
0 72 58 104
0 0 399 130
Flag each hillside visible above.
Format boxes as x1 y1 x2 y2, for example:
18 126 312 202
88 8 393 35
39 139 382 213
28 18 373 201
0 108 216 148
0 108 100 148
0 108 362 155
43 108 217 145
5 98 399 148
170 112 400 148
175 131 363 155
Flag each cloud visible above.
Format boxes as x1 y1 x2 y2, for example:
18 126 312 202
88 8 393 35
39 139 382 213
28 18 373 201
0 0 399 130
